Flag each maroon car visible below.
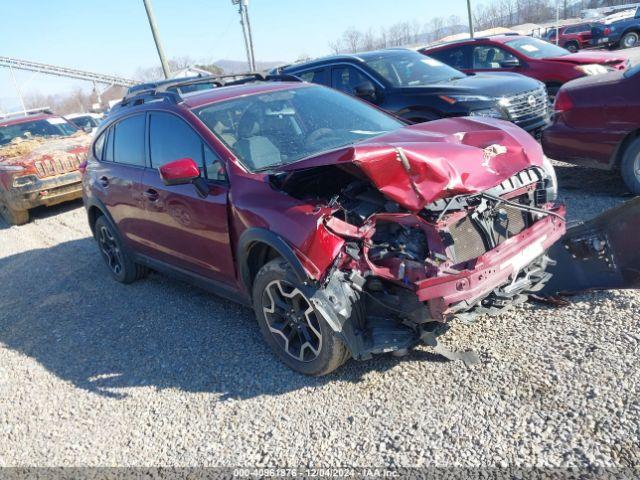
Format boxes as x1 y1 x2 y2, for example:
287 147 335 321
542 64 640 193
83 76 565 375
422 35 628 98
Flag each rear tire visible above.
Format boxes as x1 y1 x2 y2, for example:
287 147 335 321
621 137 640 195
0 191 29 226
620 31 639 49
94 215 147 283
252 258 349 376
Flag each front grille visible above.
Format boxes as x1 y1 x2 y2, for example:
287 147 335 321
502 86 548 129
34 155 81 178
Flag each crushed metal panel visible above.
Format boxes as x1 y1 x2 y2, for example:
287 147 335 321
542 197 640 294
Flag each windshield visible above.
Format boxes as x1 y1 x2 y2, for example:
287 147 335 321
505 37 570 58
0 117 78 146
363 51 466 87
69 115 100 129
195 85 404 171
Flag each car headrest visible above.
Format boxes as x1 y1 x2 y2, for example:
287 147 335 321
237 108 262 139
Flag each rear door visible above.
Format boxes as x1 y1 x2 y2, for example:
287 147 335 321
428 45 473 73
91 114 147 251
139 111 236 285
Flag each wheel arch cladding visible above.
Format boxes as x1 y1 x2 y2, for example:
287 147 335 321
614 128 640 167
238 228 311 292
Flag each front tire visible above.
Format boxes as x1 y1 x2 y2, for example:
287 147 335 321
94 215 146 283
620 31 639 49
564 41 579 53
252 259 349 376
621 137 640 195
0 191 29 226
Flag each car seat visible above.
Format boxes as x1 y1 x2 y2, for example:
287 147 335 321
235 107 281 170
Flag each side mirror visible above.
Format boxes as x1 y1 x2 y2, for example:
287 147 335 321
159 158 200 186
354 81 377 101
83 125 93 133
500 58 520 68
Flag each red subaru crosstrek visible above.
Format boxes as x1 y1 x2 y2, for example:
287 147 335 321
83 75 565 375
421 35 628 98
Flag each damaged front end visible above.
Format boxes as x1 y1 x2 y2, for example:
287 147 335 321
270 121 567 361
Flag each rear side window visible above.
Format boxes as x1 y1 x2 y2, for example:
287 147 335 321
104 127 114 162
93 130 106 160
297 69 328 85
331 66 371 94
113 115 145 166
429 46 471 69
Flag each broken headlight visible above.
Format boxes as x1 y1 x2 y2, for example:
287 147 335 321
575 64 609 76
541 156 558 202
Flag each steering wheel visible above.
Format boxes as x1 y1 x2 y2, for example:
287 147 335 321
305 128 338 148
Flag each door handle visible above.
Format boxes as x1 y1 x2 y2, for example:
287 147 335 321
98 176 109 187
143 189 159 202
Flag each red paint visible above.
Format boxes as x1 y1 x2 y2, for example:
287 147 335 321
421 35 628 87
280 117 543 211
159 158 200 185
542 69 640 169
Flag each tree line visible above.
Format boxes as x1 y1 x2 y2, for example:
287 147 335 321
327 0 636 54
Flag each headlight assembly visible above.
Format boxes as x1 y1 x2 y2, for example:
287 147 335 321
541 155 558 202
575 64 609 76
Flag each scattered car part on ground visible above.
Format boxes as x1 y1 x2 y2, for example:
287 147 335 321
541 64 640 194
276 49 550 137
542 196 640 294
83 75 565 375
421 34 629 99
0 109 91 225
590 6 640 49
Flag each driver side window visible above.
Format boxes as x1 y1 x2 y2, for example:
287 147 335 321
331 66 371 95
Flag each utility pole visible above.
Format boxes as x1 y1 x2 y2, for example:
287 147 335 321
555 0 560 45
143 0 171 79
232 0 256 71
466 0 475 39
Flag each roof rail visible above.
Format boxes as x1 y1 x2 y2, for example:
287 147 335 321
116 72 302 111
0 106 53 120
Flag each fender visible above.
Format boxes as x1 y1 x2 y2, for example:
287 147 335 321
237 227 312 292
84 196 118 237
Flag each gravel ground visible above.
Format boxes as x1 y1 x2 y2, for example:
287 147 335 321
0 163 638 469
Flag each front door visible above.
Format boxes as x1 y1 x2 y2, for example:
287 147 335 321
138 111 236 286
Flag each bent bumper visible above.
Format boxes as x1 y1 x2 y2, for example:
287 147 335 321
415 205 566 319
5 171 83 210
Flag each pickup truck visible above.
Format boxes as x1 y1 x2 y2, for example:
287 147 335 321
591 6 640 49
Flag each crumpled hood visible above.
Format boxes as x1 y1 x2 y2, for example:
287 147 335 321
278 117 544 211
0 133 90 168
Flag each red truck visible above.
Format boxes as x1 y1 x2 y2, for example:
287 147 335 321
544 23 596 52
0 110 91 225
